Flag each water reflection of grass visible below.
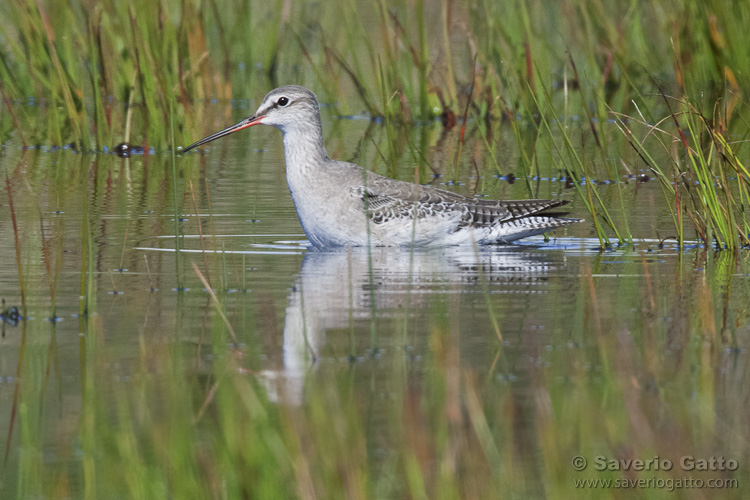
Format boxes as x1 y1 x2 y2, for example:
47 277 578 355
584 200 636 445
1 233 747 497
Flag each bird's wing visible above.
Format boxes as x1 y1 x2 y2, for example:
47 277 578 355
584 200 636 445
350 184 460 224
350 179 568 227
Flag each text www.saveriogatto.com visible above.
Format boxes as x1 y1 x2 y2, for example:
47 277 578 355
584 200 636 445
571 455 739 491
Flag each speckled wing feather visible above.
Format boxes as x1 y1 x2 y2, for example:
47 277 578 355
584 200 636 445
351 180 569 227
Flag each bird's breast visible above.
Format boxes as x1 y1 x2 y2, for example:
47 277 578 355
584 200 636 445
285 167 367 247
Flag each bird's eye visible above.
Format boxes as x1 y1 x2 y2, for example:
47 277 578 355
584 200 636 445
277 97 289 106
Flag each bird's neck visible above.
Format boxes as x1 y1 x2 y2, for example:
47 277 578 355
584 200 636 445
281 121 330 176
279 120 334 244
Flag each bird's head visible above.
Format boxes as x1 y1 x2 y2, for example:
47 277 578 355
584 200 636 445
182 85 321 153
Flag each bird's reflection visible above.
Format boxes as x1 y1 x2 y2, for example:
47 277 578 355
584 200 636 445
261 244 568 404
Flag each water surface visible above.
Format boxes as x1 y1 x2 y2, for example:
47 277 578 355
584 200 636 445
0 107 748 498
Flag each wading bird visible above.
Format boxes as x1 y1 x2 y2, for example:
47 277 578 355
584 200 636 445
183 86 582 248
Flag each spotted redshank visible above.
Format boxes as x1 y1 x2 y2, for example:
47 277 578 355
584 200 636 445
183 85 582 248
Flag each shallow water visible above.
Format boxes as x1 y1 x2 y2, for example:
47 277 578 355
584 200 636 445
1 107 748 498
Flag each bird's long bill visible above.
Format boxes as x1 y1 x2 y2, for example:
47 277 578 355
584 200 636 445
182 115 265 153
